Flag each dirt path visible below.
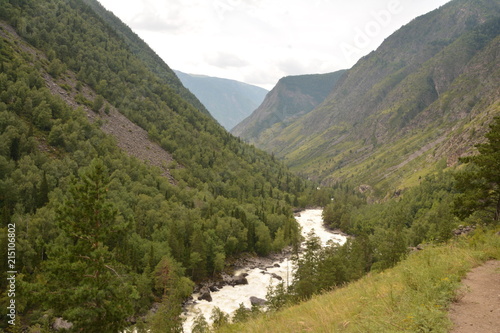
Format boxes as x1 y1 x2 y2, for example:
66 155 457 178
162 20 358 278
449 260 500 333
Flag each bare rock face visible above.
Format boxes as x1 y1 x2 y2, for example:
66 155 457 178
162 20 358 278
53 318 73 331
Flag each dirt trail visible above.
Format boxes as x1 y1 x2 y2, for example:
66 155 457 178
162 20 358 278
449 260 500 333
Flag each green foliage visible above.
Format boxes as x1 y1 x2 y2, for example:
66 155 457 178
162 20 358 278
232 303 252 323
265 281 290 312
41 159 138 332
191 313 210 333
147 297 184 333
92 95 104 112
454 116 500 223
210 307 230 330
287 233 373 302
284 170 460 306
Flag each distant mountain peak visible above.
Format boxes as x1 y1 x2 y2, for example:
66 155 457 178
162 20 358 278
174 70 268 130
231 70 346 141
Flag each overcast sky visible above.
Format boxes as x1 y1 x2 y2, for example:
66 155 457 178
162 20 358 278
98 0 452 89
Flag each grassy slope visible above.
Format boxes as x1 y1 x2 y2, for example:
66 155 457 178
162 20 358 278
280 31 499 189
219 230 500 333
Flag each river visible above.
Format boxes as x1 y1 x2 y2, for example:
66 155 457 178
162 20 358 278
181 209 347 332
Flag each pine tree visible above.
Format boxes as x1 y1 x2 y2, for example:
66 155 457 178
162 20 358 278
291 231 322 299
42 158 136 332
455 117 500 222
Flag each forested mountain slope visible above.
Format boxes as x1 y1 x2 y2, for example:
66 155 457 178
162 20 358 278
249 0 500 191
231 71 346 143
174 70 268 131
0 0 316 331
81 0 212 117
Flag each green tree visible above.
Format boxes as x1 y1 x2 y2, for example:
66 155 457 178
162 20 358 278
291 231 322 299
92 95 105 112
210 307 230 330
266 281 289 311
42 158 137 332
454 117 500 222
191 313 209 333
147 255 193 332
232 303 251 323
254 222 272 256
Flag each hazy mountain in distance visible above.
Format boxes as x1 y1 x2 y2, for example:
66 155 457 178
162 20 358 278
231 71 346 143
174 70 268 130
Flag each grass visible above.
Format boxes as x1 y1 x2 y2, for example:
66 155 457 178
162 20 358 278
217 229 500 333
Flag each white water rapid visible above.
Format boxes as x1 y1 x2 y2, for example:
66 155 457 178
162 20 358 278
181 209 347 332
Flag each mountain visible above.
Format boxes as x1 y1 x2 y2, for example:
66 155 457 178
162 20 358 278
174 70 268 131
231 71 346 143
0 0 312 331
240 0 500 191
81 0 212 118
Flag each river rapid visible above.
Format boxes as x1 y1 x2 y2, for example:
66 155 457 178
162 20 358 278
181 209 347 332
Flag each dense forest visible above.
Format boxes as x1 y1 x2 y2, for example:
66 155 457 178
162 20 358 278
0 0 326 331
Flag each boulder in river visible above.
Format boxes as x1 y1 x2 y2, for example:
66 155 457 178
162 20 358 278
271 273 283 281
232 274 249 286
198 286 212 302
250 296 267 306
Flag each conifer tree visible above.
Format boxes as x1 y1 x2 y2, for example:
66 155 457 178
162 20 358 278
455 117 500 222
42 158 136 332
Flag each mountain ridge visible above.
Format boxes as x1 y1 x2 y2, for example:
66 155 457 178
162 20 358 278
235 0 500 190
232 71 346 142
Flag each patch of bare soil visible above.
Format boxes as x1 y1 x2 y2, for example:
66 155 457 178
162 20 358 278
449 260 500 333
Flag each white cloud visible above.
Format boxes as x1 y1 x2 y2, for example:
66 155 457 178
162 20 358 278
98 0 453 89
206 52 249 68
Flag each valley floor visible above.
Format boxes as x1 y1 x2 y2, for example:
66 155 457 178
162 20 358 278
449 260 500 333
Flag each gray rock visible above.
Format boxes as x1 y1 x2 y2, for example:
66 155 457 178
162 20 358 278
232 274 248 286
198 286 212 302
250 296 267 306
53 318 73 331
271 273 283 281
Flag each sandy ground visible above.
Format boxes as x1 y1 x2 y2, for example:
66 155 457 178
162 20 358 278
449 260 500 333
